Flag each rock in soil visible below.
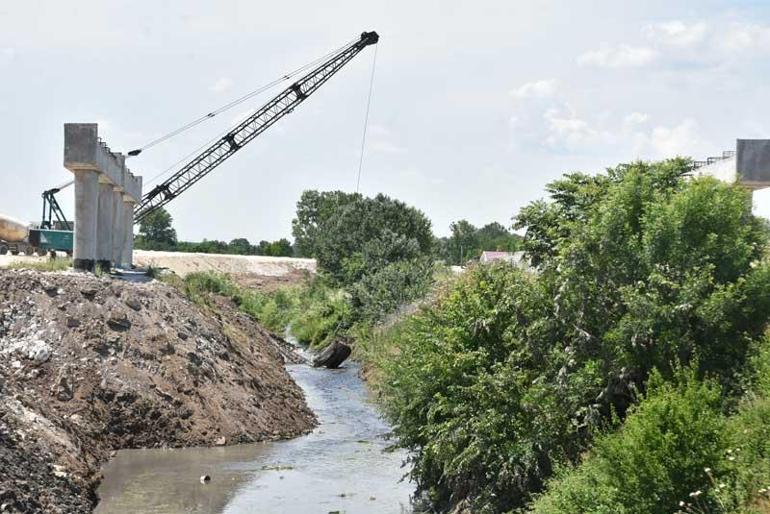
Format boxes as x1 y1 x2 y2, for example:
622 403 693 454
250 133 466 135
0 269 316 513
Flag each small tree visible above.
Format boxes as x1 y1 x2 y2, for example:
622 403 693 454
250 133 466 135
228 237 253 255
136 208 177 250
291 190 433 284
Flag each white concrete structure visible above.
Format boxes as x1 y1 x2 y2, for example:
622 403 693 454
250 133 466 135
64 124 142 271
693 139 770 190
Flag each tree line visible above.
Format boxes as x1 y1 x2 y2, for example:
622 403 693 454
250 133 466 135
133 208 295 257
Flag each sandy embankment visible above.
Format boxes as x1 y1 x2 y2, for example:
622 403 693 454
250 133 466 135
132 250 316 277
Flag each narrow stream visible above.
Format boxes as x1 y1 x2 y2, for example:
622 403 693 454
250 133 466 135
95 354 413 513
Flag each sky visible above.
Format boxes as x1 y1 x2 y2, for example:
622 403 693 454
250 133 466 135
1 0 770 241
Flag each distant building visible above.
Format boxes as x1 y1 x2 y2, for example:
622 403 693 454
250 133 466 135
691 139 770 190
479 250 529 270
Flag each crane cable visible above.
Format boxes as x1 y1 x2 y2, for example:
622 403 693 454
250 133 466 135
355 42 378 193
127 37 358 158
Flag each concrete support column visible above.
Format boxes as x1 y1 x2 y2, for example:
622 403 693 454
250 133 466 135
96 181 114 272
73 169 99 271
111 188 124 267
121 200 135 268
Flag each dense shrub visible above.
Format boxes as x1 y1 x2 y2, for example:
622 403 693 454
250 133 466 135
348 257 435 322
530 370 726 514
379 160 770 512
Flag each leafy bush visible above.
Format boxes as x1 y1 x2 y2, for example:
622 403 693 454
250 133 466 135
381 263 576 511
180 271 290 332
348 257 435 323
379 160 770 512
530 370 726 514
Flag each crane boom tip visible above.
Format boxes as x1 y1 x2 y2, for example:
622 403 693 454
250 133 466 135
360 31 379 46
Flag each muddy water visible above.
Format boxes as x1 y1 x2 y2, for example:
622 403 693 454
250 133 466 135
95 359 413 513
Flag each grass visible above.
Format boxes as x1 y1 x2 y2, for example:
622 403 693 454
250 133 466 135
6 257 72 272
172 271 352 348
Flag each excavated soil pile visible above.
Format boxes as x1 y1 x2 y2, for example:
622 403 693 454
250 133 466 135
0 269 316 513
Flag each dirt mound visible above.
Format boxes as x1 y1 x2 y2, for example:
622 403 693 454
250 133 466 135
0 269 315 513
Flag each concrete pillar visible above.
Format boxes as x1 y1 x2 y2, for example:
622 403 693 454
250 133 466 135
112 188 124 266
121 199 135 268
96 181 114 272
73 169 99 271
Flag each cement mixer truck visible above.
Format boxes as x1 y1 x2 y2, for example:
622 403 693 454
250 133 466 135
0 213 74 257
0 214 40 256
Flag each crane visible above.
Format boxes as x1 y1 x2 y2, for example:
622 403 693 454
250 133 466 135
133 30 379 223
41 179 74 231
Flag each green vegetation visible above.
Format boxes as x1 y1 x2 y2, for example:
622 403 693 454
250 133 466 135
7 257 72 271
175 270 348 347
531 369 727 514
371 159 770 512
135 208 177 248
437 220 523 265
168 166 770 513
135 207 294 256
531 339 770 514
274 190 439 346
292 190 434 284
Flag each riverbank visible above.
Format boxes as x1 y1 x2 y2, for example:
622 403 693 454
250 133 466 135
95 356 413 513
0 269 315 513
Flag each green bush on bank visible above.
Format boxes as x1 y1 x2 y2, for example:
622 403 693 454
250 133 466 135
531 336 770 514
377 160 770 512
530 369 726 514
179 271 352 347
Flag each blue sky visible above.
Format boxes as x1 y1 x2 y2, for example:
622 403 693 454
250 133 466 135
1 0 769 240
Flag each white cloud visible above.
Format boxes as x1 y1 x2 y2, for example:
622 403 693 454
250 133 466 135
510 79 558 99
577 44 656 68
623 112 649 126
509 77 709 160
210 77 233 93
644 21 708 47
718 22 770 52
632 118 710 159
641 19 770 58
509 80 615 153
542 107 614 151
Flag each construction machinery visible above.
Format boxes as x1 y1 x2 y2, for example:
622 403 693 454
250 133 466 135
0 181 74 256
1 30 378 258
133 30 379 222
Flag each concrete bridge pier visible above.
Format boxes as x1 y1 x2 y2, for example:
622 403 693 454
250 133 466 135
72 169 99 271
64 123 142 272
112 187 124 266
120 198 135 269
96 180 114 272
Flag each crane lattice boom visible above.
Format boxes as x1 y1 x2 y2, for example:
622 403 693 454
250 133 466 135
134 31 379 223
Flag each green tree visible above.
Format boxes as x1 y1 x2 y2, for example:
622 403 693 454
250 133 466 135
291 190 433 284
135 207 177 249
265 238 293 257
228 237 253 255
447 219 479 264
439 220 522 265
